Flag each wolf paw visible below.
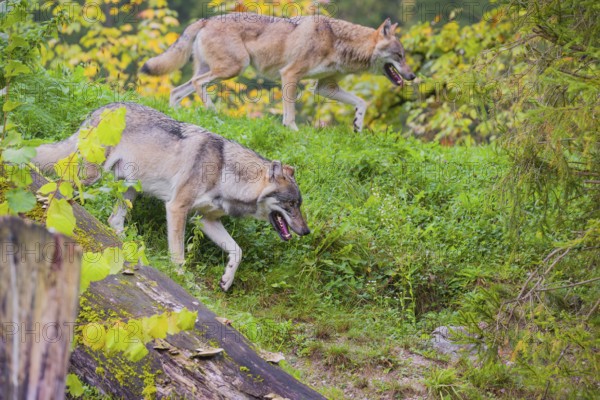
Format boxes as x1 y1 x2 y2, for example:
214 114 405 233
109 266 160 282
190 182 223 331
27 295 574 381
219 275 234 292
170 254 185 265
169 97 182 109
284 121 299 132
353 107 365 132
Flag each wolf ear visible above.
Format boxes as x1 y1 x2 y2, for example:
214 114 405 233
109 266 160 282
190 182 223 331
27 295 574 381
270 160 283 181
283 165 295 177
377 18 393 37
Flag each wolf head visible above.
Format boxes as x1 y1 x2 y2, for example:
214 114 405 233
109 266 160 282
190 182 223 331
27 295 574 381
372 19 416 87
257 161 310 241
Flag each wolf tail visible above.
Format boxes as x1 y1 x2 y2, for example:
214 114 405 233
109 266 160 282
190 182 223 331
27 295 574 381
33 133 78 173
140 19 207 76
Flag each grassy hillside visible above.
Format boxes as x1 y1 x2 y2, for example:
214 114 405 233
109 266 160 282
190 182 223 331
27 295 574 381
12 69 595 398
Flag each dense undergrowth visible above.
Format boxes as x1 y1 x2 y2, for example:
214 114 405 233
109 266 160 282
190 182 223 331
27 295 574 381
5 67 596 398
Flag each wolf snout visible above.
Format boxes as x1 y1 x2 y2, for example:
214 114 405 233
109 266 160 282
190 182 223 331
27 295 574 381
291 222 310 236
405 72 416 81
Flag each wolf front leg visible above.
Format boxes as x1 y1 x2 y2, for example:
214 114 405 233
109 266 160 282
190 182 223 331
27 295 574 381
280 66 304 131
200 219 242 291
166 200 191 264
316 79 367 132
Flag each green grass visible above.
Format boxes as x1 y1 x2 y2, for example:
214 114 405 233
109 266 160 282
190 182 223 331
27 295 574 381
10 72 596 399
136 95 515 315
122 98 519 398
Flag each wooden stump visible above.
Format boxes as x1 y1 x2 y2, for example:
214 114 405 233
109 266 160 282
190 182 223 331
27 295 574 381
0 217 82 400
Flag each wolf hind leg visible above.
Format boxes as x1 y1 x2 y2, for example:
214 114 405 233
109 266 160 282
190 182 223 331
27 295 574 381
190 70 240 111
170 81 195 108
199 218 242 291
170 62 216 109
316 79 367 132
189 53 249 112
194 61 215 109
108 187 137 234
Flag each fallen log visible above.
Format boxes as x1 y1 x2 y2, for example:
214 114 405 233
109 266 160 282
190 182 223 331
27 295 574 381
73 266 326 399
25 169 325 399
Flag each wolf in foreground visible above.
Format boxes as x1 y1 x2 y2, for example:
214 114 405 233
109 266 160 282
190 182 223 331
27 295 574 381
141 13 416 132
34 102 310 291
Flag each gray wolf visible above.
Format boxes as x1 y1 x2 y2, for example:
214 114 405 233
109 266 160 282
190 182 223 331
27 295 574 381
141 13 416 132
34 102 310 291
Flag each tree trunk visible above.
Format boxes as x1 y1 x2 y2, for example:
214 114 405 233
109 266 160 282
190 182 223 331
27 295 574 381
24 170 326 399
0 217 82 400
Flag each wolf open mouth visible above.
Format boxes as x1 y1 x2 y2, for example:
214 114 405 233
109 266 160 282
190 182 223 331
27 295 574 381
269 211 292 241
384 63 403 86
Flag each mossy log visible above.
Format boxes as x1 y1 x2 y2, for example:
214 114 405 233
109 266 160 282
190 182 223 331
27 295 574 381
26 170 325 399
0 217 82 400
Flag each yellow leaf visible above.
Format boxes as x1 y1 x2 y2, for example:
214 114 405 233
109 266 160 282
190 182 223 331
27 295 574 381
81 323 106 351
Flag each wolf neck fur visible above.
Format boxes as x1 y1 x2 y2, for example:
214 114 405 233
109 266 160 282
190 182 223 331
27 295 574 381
328 19 377 69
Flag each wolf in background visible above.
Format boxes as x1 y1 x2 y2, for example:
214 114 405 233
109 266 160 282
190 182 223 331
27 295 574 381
141 13 416 132
34 102 310 291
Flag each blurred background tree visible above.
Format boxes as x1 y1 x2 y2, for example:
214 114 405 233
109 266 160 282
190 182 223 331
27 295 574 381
166 0 492 29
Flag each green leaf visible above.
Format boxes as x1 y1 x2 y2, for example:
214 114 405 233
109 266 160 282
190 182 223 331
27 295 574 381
2 100 23 112
76 108 126 164
122 241 140 263
122 241 148 264
177 308 197 331
6 189 36 214
81 323 106 351
58 182 74 199
124 341 149 362
166 313 180 335
78 133 105 163
4 166 32 188
133 180 143 192
3 128 22 147
142 314 168 340
2 147 36 164
54 155 79 180
65 374 84 398
102 247 124 274
38 182 57 195
105 324 129 354
6 36 28 52
46 198 75 236
5 60 31 77
0 202 9 215
80 251 111 292
96 107 126 146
